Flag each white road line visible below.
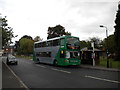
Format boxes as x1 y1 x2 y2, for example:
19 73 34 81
36 65 47 68
85 75 120 84
51 68 71 74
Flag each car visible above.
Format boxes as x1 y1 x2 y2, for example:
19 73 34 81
6 54 18 65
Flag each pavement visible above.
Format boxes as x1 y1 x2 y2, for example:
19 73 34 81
2 61 29 90
80 64 120 72
1 58 120 89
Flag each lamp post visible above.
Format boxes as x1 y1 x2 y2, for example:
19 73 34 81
100 25 109 68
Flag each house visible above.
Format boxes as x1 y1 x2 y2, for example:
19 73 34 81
0 50 4 56
80 47 103 65
3 45 14 55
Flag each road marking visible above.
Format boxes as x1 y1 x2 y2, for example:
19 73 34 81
51 68 71 74
3 62 30 90
36 65 46 68
85 75 120 84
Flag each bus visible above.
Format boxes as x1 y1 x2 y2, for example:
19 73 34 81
33 35 81 66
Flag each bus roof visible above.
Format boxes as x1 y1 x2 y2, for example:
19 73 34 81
34 35 79 44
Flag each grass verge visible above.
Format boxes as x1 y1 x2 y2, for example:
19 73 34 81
15 55 32 60
99 56 120 69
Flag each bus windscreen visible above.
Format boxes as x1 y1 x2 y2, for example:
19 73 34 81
66 38 80 50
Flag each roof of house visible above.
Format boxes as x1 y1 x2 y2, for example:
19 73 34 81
81 47 102 52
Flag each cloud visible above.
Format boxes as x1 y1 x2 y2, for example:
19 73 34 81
61 1 118 40
0 0 119 42
0 0 6 15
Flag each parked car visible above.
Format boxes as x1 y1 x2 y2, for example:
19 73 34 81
6 54 18 65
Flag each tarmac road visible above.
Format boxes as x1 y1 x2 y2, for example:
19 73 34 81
5 57 120 89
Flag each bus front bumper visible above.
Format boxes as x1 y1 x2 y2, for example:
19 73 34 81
61 59 81 66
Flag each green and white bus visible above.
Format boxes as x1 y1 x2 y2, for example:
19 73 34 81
33 35 81 66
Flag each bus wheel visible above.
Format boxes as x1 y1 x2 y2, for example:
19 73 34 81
54 60 58 66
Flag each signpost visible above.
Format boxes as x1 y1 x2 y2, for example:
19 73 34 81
91 42 95 66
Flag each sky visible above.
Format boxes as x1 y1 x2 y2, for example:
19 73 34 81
0 0 119 43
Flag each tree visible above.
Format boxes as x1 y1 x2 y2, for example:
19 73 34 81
34 36 43 42
0 16 15 47
88 37 102 48
18 38 34 55
80 37 103 49
47 25 71 39
114 2 120 61
80 40 91 49
102 34 115 54
15 35 34 55
14 41 19 53
20 35 33 40
64 31 71 36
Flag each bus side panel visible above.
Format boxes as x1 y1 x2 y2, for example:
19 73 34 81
34 46 60 64
54 48 64 65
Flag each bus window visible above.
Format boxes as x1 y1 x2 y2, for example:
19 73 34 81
35 43 39 48
39 52 51 57
36 52 40 56
60 38 64 46
47 41 52 47
38 43 41 47
47 52 51 57
53 39 59 46
35 44 37 48
46 42 49 47
66 38 80 49
41 42 46 47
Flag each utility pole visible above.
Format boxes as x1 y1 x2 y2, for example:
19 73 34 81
100 25 109 68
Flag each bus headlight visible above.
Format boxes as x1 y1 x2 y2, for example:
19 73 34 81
78 52 80 57
66 51 70 58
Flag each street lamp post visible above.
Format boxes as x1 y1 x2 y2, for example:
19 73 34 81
100 25 109 68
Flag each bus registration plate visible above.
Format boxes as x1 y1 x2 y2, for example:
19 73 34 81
70 60 77 63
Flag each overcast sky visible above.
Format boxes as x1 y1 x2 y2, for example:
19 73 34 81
0 0 119 43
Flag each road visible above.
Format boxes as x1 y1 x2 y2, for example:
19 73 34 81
2 57 120 88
